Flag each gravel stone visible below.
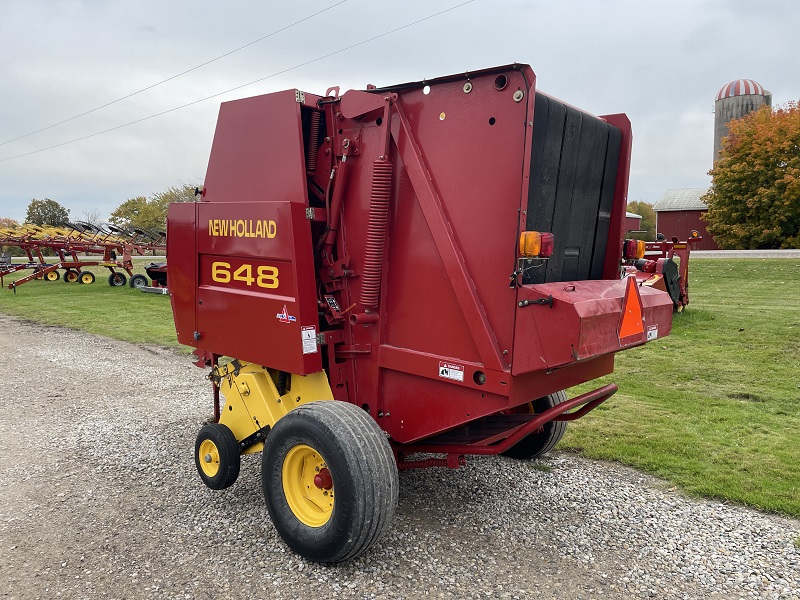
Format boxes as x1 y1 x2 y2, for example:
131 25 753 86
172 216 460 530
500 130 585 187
1 314 798 599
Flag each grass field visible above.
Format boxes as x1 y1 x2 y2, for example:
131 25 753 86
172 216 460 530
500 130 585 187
1 258 798 516
0 265 177 347
564 259 800 516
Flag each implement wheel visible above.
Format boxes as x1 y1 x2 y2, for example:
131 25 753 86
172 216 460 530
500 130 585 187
501 391 568 460
108 272 127 287
45 270 60 281
64 269 79 283
195 423 240 490
262 401 398 563
129 274 149 289
79 271 95 285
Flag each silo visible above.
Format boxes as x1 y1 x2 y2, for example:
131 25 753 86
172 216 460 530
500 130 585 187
714 79 771 161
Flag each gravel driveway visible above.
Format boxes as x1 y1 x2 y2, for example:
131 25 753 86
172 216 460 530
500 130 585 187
1 314 798 600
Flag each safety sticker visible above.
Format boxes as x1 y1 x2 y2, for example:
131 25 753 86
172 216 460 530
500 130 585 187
646 324 658 341
276 305 297 324
301 326 318 354
438 361 464 382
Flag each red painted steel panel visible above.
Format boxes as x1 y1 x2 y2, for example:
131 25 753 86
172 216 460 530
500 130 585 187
656 210 718 250
203 91 308 205
599 114 632 279
171 200 321 375
167 202 197 346
511 279 672 374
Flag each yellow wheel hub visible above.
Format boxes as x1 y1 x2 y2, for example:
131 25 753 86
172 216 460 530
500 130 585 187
80 273 92 284
198 439 221 478
282 444 333 527
46 271 58 281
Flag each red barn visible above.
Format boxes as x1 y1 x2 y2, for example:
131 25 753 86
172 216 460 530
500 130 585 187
653 188 718 250
625 211 643 233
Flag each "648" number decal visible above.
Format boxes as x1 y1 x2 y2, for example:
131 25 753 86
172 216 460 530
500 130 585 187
211 261 279 289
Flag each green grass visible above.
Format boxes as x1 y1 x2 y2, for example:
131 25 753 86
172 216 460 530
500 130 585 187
0 265 178 347
1 258 799 516
563 259 800 516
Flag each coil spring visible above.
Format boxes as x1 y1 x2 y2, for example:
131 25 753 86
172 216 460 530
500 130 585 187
359 160 393 309
306 111 321 174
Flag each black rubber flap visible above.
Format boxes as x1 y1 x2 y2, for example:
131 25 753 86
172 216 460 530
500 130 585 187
523 93 621 284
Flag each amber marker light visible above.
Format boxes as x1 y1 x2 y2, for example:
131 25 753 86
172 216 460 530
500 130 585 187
519 232 555 258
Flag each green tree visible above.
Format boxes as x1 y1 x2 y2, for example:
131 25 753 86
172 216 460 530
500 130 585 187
626 200 656 241
25 198 70 226
110 184 199 230
703 102 800 249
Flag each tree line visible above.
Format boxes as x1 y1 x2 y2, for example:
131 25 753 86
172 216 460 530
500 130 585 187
4 103 799 252
1 183 199 231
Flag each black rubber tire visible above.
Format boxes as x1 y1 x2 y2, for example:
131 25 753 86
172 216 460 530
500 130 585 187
501 391 568 459
129 274 149 289
108 272 127 287
64 269 78 283
194 423 240 490
45 270 60 281
262 401 398 563
79 271 95 285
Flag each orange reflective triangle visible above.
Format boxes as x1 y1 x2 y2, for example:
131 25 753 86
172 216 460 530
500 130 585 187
619 276 644 342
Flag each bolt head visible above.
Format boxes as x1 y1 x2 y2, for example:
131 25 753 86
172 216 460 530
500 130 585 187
203 454 212 463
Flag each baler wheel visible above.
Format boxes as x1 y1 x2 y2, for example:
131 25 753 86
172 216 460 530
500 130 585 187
194 423 240 490
45 270 60 281
64 270 79 283
261 401 398 563
501 390 568 460
108 272 127 287
79 271 95 285
129 274 149 289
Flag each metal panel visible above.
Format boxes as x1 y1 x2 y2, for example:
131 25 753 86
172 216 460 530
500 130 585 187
192 201 322 375
203 91 309 205
167 202 197 347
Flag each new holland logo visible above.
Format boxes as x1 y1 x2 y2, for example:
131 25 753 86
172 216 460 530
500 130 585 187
276 305 297 323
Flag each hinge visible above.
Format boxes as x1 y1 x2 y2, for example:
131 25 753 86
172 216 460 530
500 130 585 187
306 207 315 219
295 90 306 104
316 333 328 345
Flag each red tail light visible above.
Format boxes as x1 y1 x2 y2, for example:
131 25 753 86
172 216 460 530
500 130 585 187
539 233 554 258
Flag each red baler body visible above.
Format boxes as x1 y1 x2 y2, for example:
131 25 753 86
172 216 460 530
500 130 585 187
169 64 672 450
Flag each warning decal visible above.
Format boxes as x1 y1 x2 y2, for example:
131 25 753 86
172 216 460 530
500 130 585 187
301 326 318 354
438 361 465 382
646 324 658 341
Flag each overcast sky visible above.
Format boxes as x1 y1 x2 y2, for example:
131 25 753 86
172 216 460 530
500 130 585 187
1 0 797 223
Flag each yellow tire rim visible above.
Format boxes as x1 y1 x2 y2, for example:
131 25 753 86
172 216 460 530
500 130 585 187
80 273 93 284
66 272 78 282
198 439 221 478
46 271 58 281
282 444 333 527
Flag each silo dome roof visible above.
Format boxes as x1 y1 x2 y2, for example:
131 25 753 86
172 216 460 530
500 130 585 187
716 79 766 101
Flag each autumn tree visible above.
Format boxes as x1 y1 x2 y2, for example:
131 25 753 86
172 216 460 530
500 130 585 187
0 217 19 230
626 200 656 241
0 217 24 256
25 198 70 226
110 184 199 230
703 102 800 249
